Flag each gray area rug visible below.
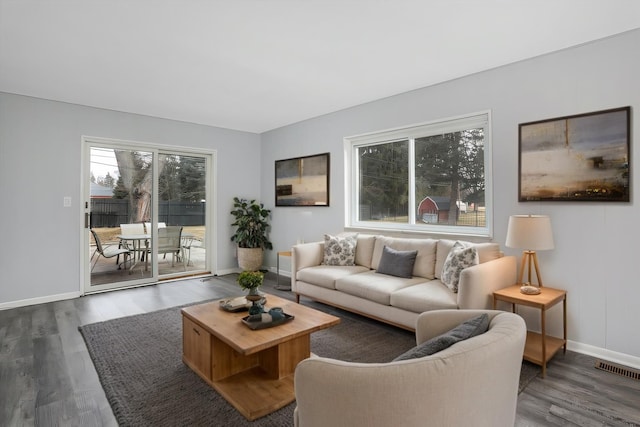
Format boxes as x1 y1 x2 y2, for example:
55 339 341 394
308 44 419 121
79 302 539 426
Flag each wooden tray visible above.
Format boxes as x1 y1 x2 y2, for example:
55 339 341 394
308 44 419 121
241 313 295 330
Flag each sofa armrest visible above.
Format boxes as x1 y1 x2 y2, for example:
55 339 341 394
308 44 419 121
291 242 324 289
292 242 324 270
456 255 516 309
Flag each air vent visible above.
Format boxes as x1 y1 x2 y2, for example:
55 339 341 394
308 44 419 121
595 359 640 381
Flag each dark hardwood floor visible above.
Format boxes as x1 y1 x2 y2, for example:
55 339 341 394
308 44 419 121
1 274 639 426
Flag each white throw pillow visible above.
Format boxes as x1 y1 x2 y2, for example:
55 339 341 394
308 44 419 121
441 241 479 292
323 234 358 266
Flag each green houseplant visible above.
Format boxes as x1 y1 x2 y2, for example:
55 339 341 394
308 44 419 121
230 197 273 271
237 270 264 293
237 271 265 314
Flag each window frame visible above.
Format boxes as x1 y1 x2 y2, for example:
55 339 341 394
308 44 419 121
344 111 493 238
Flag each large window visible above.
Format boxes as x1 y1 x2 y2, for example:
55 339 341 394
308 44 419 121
345 111 492 237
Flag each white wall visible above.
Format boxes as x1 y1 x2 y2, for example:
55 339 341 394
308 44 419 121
0 93 260 305
261 29 640 364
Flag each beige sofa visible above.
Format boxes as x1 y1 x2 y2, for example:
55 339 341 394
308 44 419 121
294 309 527 427
292 234 516 330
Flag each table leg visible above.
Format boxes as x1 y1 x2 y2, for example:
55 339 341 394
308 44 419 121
563 296 567 353
541 307 547 378
127 239 147 272
127 240 138 273
144 239 149 271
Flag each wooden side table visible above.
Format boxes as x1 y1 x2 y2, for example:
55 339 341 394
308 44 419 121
493 285 567 377
275 251 292 290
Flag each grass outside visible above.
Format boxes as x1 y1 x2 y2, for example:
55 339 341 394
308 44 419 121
367 211 487 227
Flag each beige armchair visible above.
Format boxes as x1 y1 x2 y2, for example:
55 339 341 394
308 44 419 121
294 309 526 427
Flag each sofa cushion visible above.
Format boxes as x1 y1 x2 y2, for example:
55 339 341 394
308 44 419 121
392 313 490 361
323 234 357 266
336 271 424 305
376 245 418 278
441 241 479 292
372 237 437 280
354 234 377 268
435 239 502 278
297 265 370 290
390 280 458 313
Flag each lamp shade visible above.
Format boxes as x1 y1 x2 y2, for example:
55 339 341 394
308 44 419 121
505 215 554 251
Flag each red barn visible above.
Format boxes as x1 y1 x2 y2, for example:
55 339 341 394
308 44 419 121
417 196 452 224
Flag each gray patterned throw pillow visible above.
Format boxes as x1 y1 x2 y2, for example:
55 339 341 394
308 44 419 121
441 241 479 292
323 234 358 266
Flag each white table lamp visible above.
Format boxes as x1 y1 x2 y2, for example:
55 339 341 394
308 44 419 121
505 214 554 288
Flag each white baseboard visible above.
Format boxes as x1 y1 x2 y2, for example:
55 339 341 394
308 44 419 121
568 340 640 370
267 266 291 278
0 291 82 310
214 267 241 276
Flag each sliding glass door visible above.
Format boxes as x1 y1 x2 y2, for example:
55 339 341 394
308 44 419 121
157 152 208 278
83 138 213 294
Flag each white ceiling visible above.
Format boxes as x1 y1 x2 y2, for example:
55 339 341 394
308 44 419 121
2 1 640 133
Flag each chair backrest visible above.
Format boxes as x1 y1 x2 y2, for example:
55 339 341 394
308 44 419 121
144 222 167 234
90 229 105 254
120 223 145 235
158 226 183 253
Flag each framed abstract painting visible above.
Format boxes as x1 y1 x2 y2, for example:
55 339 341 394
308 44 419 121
275 152 330 206
518 107 630 202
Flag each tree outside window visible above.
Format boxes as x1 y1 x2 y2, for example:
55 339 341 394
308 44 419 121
347 112 491 236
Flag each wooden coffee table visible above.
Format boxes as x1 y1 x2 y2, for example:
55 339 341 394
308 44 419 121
181 293 340 420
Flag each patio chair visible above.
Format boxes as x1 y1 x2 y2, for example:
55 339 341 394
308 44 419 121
182 234 203 266
118 223 146 263
144 222 166 233
157 226 185 270
145 222 169 260
90 229 131 272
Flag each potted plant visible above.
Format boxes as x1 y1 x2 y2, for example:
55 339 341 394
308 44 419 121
237 270 264 295
237 271 265 314
230 197 273 271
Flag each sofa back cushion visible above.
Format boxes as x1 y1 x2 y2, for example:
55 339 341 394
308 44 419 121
355 234 377 269
435 239 502 279
372 237 437 279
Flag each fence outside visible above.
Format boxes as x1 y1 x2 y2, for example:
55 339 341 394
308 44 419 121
91 199 205 227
